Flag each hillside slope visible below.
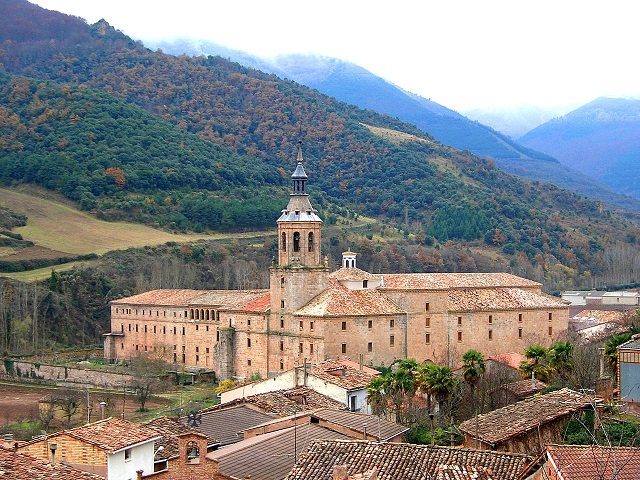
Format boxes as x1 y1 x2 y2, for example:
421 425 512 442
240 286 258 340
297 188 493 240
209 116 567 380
147 38 638 211
519 97 640 198
2 0 640 289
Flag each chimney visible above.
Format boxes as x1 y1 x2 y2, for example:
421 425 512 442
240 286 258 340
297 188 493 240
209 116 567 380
137 470 143 480
333 465 348 480
2 434 13 450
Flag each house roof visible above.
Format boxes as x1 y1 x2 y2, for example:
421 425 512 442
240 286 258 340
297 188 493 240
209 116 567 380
194 405 274 446
143 416 211 460
485 352 528 370
500 379 548 398
448 288 567 312
310 360 379 391
295 279 404 317
379 273 541 291
458 388 598 445
330 267 381 282
111 289 270 312
284 440 533 480
234 387 349 416
545 444 640 480
310 409 408 441
618 335 640 351
572 309 625 323
46 417 160 454
208 424 352 480
0 446 105 479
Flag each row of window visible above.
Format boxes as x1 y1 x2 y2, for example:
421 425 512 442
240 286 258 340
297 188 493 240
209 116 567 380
114 307 225 322
123 324 211 334
281 231 315 253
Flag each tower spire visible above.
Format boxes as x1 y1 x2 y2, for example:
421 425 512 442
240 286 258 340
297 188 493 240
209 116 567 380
291 141 308 195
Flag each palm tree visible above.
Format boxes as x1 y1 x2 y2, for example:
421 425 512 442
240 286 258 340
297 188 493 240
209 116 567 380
418 363 457 417
604 333 633 382
462 350 485 449
366 376 388 418
520 344 553 383
548 341 574 385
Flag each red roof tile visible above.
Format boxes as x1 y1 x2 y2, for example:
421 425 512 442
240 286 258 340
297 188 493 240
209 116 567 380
380 273 541 290
0 446 105 479
546 444 640 480
448 288 567 312
311 360 379 390
295 279 404 317
485 352 529 370
49 417 161 453
111 289 270 311
459 388 598 445
330 267 381 282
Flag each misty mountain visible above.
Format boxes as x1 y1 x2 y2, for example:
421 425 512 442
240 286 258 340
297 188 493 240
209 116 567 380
518 97 640 199
463 105 573 139
146 38 640 211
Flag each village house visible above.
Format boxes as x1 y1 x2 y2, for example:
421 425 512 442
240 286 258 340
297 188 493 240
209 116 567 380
458 388 600 456
283 439 536 480
17 417 161 479
104 146 569 381
618 334 640 402
0 443 105 480
532 444 640 480
220 358 380 413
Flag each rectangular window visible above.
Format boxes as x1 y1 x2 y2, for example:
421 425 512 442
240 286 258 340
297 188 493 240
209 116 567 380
206 347 210 354
280 340 284 351
128 324 131 332
247 319 251 326
153 325 156 334
144 325 147 333
457 331 462 342
247 338 251 348
310 343 314 354
549 312 553 321
124 449 131 461
280 317 284 328
368 320 372 329
206 325 209 331
457 316 462 326
135 324 138 332
163 326 166 335
196 324 199 331
425 317 430 327
281 300 285 309
216 331 220 342
280 361 284 370
310 321 314 331
341 343 347 354
488 315 493 324
518 328 523 338
182 326 185 335
195 355 199 363
390 335 395 346
425 333 430 344
426 302 430 312
518 313 523 323
299 343 303 353
300 321 304 330
341 321 347 331
549 326 553 336
195 346 199 353
488 329 493 340
390 319 394 328
248 359 252 366
368 342 373 352
173 326 177 335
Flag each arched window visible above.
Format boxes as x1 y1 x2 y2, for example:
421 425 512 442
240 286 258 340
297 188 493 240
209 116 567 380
281 232 287 252
293 232 300 252
308 232 314 252
186 441 200 464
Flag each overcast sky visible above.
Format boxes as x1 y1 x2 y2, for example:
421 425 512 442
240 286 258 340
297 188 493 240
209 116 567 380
30 0 640 112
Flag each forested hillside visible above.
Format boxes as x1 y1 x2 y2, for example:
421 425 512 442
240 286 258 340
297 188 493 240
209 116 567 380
1 0 640 289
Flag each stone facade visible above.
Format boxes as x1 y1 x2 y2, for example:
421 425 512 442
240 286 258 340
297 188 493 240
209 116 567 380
104 147 569 380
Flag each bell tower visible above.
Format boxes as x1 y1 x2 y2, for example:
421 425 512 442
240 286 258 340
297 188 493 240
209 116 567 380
270 143 329 314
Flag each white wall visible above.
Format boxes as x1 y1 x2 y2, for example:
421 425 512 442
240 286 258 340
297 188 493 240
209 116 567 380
107 441 155 480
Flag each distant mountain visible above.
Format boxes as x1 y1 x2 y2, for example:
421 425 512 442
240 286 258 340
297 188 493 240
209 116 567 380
462 105 572 139
147 38 640 211
518 97 640 199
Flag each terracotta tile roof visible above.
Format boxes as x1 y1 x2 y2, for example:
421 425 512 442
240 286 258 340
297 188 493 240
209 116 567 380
331 358 381 377
501 379 548 398
572 309 625 323
311 360 379 391
618 335 640 351
434 465 493 480
459 388 598 445
111 289 270 311
380 273 541 291
284 440 533 480
142 416 212 460
0 446 105 479
295 279 404 317
448 288 567 312
241 292 271 312
239 387 349 416
330 267 381 281
485 352 529 370
545 444 640 480
209 424 352 480
47 417 161 454
310 409 408 441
